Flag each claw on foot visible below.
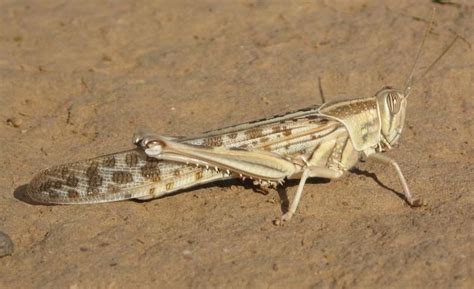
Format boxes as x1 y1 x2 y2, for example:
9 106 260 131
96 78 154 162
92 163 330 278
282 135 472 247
273 212 294 226
408 198 425 207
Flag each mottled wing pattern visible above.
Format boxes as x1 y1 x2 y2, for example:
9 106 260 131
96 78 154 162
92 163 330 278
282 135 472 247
27 149 226 204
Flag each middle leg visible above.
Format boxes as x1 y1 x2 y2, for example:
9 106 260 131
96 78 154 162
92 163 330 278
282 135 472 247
279 166 343 223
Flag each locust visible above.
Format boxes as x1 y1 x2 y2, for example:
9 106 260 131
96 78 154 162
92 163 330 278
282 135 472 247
26 20 458 222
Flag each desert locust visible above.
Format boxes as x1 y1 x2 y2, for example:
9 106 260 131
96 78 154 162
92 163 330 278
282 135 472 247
27 20 458 222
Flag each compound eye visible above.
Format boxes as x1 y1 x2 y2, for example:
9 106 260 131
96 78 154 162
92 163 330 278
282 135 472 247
386 92 401 114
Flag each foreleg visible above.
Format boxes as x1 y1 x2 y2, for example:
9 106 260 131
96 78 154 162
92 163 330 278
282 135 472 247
369 154 421 206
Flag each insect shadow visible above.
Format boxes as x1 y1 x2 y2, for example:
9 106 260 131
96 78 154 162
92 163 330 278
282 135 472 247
349 167 409 202
131 177 331 215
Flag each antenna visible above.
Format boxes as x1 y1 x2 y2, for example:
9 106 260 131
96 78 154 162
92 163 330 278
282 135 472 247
318 76 326 104
403 9 436 96
415 35 459 83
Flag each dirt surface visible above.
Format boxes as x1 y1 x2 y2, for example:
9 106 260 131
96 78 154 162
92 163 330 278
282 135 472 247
0 0 473 288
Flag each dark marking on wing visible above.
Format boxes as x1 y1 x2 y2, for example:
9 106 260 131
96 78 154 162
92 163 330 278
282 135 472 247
103 156 116 167
125 153 139 167
141 157 161 181
112 171 134 184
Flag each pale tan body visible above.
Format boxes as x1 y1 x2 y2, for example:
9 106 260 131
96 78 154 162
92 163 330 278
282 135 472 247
27 92 418 222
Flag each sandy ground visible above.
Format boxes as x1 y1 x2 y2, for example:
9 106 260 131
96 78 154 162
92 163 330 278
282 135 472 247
0 0 473 288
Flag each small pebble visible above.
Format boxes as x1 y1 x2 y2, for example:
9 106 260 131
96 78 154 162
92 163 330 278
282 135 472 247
6 117 23 128
230 185 239 191
0 231 14 257
261 96 271 105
